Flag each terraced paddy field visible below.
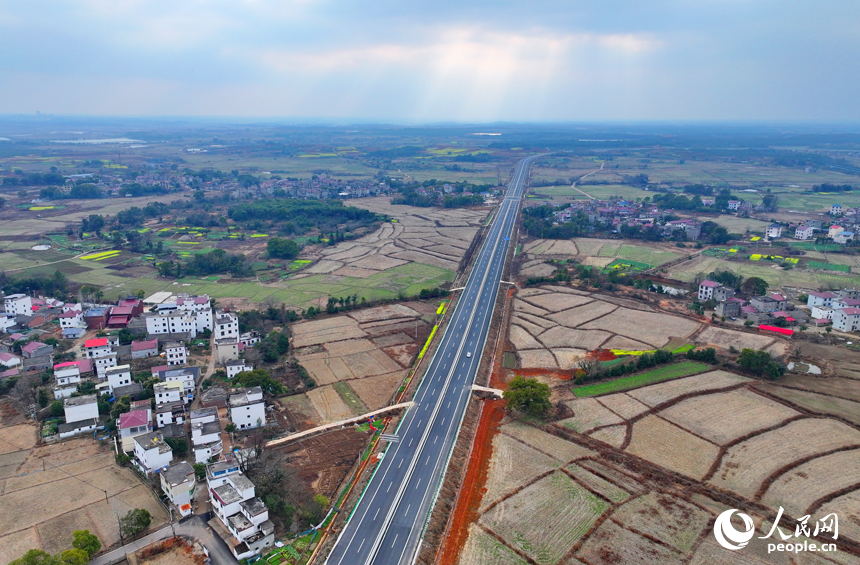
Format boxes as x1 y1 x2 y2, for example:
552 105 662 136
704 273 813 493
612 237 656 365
280 300 439 428
454 283 860 564
457 365 860 564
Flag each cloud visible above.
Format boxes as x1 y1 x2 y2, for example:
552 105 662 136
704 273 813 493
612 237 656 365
0 0 858 120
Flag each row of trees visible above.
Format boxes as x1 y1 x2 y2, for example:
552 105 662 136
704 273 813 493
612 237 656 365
8 530 100 565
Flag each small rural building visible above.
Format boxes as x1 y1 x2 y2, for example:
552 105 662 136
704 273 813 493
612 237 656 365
225 359 251 379
766 224 783 239
215 339 239 364
0 352 21 369
833 307 860 332
105 364 133 394
119 409 153 452
795 225 815 240
808 291 838 308
161 461 196 517
84 307 109 330
133 432 174 475
229 387 265 431
21 341 52 359
164 341 187 366
4 294 32 316
131 338 159 359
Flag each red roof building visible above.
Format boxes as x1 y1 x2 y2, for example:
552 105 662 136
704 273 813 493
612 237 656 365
54 359 94 374
759 325 793 336
85 337 108 348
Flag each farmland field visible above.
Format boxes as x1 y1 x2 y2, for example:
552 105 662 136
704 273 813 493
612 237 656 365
571 361 711 397
284 301 435 426
708 418 860 498
480 472 609 564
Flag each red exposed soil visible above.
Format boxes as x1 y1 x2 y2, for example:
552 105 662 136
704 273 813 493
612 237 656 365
436 287 515 564
587 348 619 362
436 398 506 564
516 367 575 381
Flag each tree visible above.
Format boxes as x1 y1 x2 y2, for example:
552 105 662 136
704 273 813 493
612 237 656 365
225 423 238 433
193 463 207 481
742 276 769 296
8 550 60 565
50 400 64 417
232 369 285 395
165 437 187 455
503 376 551 416
737 348 784 379
119 508 151 539
57 549 88 565
267 237 300 259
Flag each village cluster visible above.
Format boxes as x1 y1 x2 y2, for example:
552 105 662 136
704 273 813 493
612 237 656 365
545 198 859 243
30 168 393 201
0 291 279 560
697 279 860 331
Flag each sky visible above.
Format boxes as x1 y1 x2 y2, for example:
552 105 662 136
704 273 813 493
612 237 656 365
1 0 859 122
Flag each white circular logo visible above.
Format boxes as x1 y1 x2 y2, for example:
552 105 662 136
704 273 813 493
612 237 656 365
714 509 756 550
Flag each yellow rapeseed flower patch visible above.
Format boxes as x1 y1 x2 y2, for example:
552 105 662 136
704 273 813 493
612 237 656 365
29 206 54 211
79 250 121 260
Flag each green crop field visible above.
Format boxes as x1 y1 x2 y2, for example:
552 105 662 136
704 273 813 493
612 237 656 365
572 361 710 397
668 255 860 289
808 261 851 273
711 215 772 234
591 242 680 267
22 258 456 309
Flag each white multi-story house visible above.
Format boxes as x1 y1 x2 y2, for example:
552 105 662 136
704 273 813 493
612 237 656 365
158 366 198 397
0 313 14 333
94 353 118 379
697 280 721 301
808 291 838 308
163 341 187 366
4 294 32 316
161 461 196 517
105 364 133 394
60 395 99 438
229 387 265 430
132 432 174 475
176 295 214 333
766 224 783 239
206 461 275 559
831 204 843 215
225 359 251 379
118 409 152 452
154 381 185 405
84 336 118 359
215 339 239 364
215 311 239 340
144 312 198 338
53 363 81 399
156 401 186 428
191 410 223 463
833 307 860 332
811 306 834 320
727 200 741 211
834 231 855 245
58 308 85 338
64 394 98 423
795 225 815 240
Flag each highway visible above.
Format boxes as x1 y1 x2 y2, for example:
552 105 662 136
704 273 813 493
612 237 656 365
325 155 539 565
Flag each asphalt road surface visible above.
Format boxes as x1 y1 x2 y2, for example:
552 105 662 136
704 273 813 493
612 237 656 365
326 155 540 565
